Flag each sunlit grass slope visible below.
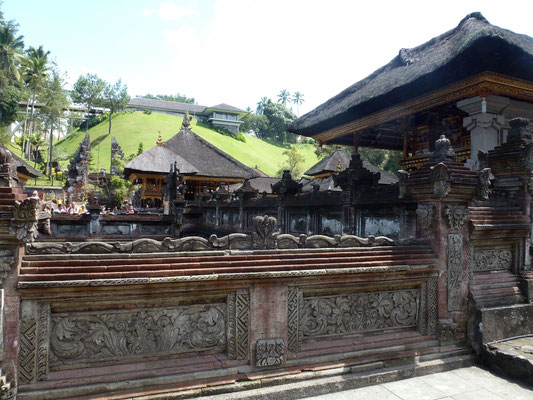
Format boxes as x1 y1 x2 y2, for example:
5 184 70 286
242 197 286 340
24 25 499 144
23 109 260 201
55 111 319 177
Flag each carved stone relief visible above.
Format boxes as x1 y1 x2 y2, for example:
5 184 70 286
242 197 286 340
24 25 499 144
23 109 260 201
301 289 418 338
447 234 463 311
10 198 39 243
287 287 302 353
18 302 49 384
478 168 491 200
430 163 451 198
49 304 226 367
255 338 285 367
471 247 513 272
444 205 468 230
227 289 250 360
0 250 14 286
416 204 436 229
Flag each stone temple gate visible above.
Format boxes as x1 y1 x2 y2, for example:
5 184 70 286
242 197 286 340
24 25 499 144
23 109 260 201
1 128 533 398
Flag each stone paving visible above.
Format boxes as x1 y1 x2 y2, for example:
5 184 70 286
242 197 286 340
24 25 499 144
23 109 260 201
301 366 533 400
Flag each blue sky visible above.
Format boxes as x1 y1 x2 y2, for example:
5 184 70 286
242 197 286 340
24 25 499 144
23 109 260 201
3 0 533 116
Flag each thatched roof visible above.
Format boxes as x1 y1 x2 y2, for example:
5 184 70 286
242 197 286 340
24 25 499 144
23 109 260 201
290 13 533 138
124 128 259 179
305 150 398 184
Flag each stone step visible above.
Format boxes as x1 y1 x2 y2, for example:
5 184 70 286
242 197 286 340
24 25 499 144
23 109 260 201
17 335 471 400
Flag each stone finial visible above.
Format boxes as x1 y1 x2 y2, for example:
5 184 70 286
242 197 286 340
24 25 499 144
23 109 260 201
182 111 191 130
156 131 164 146
507 117 531 143
0 145 18 187
429 135 456 163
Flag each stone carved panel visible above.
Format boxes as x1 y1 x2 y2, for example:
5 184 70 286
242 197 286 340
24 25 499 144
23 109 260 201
301 289 418 338
49 304 226 367
427 277 438 336
227 289 250 360
472 247 513 272
18 302 49 384
0 250 14 286
447 234 463 311
255 338 285 367
444 205 468 230
10 198 39 243
416 204 436 229
287 287 302 353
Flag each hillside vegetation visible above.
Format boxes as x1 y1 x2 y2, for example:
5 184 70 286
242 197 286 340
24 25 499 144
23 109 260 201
54 111 319 177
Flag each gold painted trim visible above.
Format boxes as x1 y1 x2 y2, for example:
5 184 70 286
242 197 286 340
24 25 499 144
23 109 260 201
314 72 533 143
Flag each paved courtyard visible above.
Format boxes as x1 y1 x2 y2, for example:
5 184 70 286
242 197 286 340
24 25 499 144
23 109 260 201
301 366 533 400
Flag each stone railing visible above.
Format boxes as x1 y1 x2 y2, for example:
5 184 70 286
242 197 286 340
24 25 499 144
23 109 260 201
27 215 423 255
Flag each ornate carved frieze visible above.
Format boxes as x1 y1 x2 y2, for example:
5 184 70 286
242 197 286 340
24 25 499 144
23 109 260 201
287 287 302 353
10 198 39 242
471 247 513 272
255 338 285 367
227 289 250 360
447 234 463 311
301 289 418 338
49 304 226 367
416 203 436 229
26 216 399 255
444 205 468 230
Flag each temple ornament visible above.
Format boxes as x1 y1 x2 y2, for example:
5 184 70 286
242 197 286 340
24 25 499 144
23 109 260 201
444 205 468 230
255 339 285 367
416 204 436 229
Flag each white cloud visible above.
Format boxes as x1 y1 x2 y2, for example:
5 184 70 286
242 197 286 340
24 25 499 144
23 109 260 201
143 1 198 21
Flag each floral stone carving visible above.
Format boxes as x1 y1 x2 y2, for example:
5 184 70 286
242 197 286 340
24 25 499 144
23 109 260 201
472 248 513 272
430 163 451 198
447 234 463 311
301 289 418 338
444 205 468 230
49 304 226 366
255 338 285 367
10 197 39 242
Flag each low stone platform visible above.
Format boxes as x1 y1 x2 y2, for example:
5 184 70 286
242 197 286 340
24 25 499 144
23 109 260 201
484 336 533 386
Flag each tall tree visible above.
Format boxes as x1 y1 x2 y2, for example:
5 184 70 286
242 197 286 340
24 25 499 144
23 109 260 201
0 23 24 136
40 68 68 175
71 74 105 134
0 23 23 86
277 89 290 106
256 96 269 115
292 91 304 117
263 102 297 143
103 79 129 135
23 45 49 157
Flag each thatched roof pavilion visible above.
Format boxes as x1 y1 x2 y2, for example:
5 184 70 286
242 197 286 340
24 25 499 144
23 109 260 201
289 13 533 170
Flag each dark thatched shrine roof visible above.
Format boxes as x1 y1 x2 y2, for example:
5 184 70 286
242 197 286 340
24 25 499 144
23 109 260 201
305 150 398 184
290 13 533 140
124 128 259 180
1 145 42 178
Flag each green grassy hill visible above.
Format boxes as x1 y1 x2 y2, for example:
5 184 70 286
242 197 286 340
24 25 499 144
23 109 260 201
54 111 319 177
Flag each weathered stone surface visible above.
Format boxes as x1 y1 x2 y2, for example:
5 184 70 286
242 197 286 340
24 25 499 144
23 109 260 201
255 339 285 367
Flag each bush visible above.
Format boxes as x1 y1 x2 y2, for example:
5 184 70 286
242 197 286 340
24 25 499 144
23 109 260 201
143 109 152 115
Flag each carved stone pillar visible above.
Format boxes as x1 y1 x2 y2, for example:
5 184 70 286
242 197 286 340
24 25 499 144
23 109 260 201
402 135 480 341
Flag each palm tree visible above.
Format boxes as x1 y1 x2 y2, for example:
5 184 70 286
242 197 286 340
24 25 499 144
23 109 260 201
23 46 50 157
0 24 24 85
277 89 290 106
292 91 304 116
256 96 269 115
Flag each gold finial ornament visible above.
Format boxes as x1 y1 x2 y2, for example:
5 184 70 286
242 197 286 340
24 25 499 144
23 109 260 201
336 159 343 171
182 111 191 130
156 131 163 146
